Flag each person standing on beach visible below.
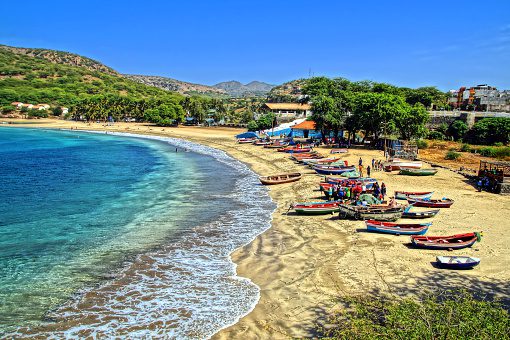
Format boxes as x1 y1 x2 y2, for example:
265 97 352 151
371 158 375 169
358 164 363 177
381 182 387 199
359 157 363 167
367 165 371 177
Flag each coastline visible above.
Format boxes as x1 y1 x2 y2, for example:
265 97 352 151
3 119 510 339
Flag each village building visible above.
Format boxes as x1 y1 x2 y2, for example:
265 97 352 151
261 102 312 121
21 103 33 109
61 107 69 114
449 84 510 112
11 102 23 108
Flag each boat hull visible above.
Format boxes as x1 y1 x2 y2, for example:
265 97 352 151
366 224 429 235
339 205 403 221
259 173 302 185
313 166 356 175
407 198 454 208
436 256 481 269
410 232 480 250
395 191 433 200
399 169 438 176
402 209 440 219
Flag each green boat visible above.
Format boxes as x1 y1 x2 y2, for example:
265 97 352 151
399 168 438 176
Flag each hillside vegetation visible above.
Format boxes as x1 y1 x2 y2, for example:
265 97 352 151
0 45 182 108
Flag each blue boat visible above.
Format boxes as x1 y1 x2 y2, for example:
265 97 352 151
313 165 356 175
365 220 430 235
436 256 480 270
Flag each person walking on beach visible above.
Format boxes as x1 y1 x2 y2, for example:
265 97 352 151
372 158 375 169
359 157 363 167
367 165 371 177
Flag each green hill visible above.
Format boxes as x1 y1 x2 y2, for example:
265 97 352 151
0 44 182 108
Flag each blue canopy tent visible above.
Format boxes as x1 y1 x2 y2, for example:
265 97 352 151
235 131 259 139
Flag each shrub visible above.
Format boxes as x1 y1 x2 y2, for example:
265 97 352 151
479 147 497 158
427 130 445 140
247 120 258 131
415 139 428 149
316 292 510 339
460 143 471 152
494 142 504 147
445 150 461 160
465 117 510 145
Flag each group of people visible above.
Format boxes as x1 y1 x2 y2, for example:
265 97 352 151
477 176 499 192
325 180 387 202
357 158 385 177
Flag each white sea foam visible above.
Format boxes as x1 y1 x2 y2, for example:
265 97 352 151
15 131 276 339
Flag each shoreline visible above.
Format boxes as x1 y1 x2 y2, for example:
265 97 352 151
2 119 510 339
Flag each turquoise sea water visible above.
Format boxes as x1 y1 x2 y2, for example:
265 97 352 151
0 128 275 338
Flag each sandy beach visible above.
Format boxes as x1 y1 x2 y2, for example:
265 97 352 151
3 119 510 339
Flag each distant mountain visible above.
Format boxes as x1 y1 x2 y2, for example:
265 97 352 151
0 44 118 76
213 80 274 97
124 74 227 97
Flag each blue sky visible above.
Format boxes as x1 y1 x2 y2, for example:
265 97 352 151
1 0 509 90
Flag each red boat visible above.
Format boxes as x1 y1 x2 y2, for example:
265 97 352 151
411 232 482 250
395 191 433 200
277 147 312 153
407 198 454 208
290 153 320 161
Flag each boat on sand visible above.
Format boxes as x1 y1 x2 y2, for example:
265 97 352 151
399 168 438 176
365 220 430 235
436 256 481 269
410 232 482 250
395 191 433 200
407 198 454 208
259 172 302 185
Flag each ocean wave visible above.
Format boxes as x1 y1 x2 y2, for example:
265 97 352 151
12 131 275 339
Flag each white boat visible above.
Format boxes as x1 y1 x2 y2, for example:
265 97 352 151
384 161 422 171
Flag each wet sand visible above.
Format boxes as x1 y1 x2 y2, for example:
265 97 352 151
3 119 510 339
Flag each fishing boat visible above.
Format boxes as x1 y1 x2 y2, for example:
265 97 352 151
410 232 482 250
237 138 257 144
384 161 422 171
330 148 348 154
278 147 313 153
407 198 454 208
290 153 320 161
436 256 481 270
365 220 430 235
399 168 438 176
302 157 342 165
313 165 356 175
264 143 289 148
254 140 273 146
308 160 347 168
293 201 343 215
395 191 434 200
338 205 403 221
259 172 302 185
402 206 440 219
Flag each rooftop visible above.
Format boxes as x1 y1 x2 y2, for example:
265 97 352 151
264 102 311 111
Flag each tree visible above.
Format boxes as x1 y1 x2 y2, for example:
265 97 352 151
393 103 429 140
447 120 469 141
52 106 63 116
